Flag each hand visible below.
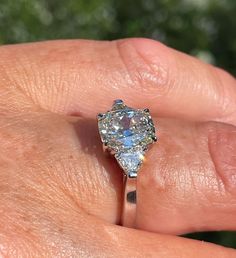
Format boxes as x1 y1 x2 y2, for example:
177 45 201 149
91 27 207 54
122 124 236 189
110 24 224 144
0 38 235 257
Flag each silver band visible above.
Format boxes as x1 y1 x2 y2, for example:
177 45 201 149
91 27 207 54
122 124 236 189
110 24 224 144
121 176 137 227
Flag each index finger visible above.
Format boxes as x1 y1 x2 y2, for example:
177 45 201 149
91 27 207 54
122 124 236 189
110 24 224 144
0 38 235 124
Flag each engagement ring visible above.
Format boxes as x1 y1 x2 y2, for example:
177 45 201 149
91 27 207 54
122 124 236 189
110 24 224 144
97 100 157 227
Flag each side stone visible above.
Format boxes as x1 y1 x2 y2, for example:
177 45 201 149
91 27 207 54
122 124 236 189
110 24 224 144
115 148 145 178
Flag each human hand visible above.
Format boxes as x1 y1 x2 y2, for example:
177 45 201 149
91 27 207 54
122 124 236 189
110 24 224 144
0 38 235 257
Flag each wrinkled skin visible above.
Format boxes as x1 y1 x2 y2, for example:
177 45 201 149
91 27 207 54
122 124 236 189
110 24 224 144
0 38 235 257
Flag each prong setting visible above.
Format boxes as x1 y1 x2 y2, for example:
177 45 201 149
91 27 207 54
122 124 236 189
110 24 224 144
152 136 157 142
113 99 124 105
97 113 105 120
102 144 109 152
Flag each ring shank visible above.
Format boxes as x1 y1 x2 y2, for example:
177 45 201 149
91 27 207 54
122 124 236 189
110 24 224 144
121 176 137 227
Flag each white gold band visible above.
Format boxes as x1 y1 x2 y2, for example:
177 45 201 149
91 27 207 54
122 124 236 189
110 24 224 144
121 176 137 227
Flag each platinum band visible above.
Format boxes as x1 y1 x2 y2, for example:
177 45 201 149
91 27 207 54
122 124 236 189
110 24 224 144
121 176 137 227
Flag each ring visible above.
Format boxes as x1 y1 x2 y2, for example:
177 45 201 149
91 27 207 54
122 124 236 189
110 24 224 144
97 100 157 227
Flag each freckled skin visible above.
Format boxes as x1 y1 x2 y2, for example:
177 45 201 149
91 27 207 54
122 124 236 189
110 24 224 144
0 39 235 257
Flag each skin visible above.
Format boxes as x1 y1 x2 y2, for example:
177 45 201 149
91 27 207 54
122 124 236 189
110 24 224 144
0 38 235 257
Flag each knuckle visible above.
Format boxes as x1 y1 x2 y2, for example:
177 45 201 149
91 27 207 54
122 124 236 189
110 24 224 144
214 67 236 122
208 122 236 195
115 38 170 93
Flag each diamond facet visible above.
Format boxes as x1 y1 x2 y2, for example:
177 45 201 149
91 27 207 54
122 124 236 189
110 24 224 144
115 148 145 178
98 108 155 152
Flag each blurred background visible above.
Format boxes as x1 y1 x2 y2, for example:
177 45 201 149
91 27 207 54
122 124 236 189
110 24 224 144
0 0 235 248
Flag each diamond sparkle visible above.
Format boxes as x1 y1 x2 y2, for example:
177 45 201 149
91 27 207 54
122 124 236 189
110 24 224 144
98 100 156 177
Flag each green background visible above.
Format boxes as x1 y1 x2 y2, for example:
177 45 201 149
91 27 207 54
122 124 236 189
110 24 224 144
0 0 235 248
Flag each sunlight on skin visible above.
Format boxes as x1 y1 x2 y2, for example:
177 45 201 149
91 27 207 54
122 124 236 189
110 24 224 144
0 38 235 256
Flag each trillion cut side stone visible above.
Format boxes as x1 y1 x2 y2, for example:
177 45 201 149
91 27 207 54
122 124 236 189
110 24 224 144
115 148 145 177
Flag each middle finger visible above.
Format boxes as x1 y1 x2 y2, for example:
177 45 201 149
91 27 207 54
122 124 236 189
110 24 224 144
70 118 236 234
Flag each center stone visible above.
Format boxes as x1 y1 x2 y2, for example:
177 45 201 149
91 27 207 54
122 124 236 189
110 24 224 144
114 110 144 148
98 108 155 152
